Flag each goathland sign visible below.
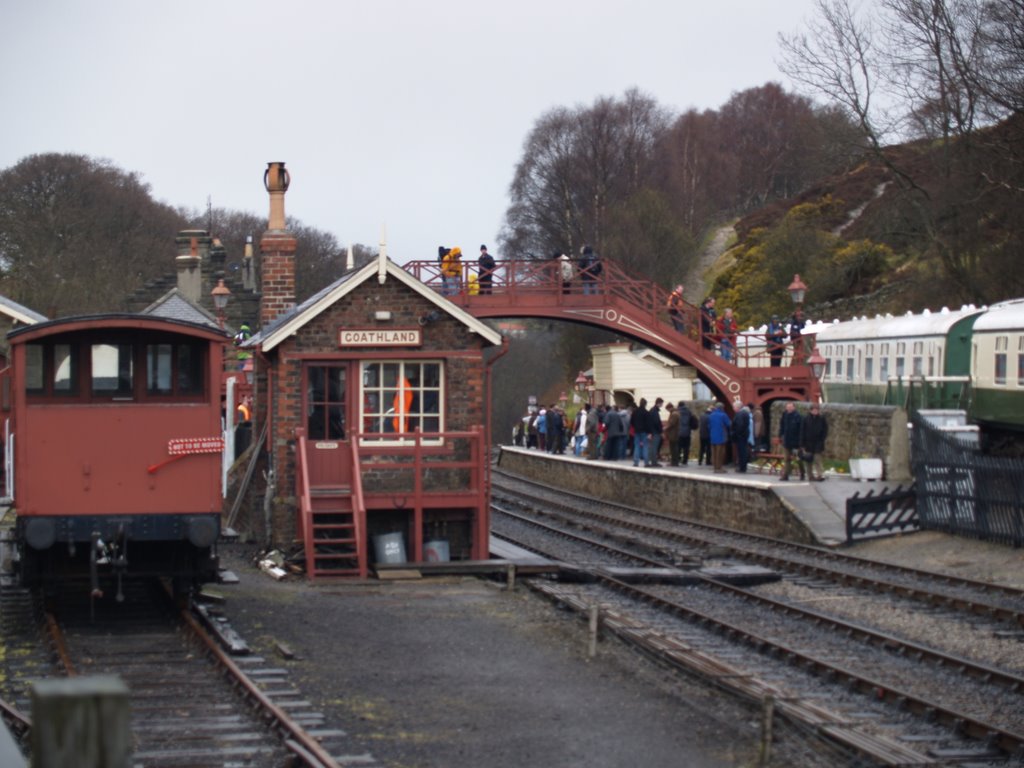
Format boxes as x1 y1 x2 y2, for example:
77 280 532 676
339 328 422 347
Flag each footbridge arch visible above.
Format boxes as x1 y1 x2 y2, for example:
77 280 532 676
402 257 820 411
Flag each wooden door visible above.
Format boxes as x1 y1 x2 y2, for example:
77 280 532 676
304 364 351 488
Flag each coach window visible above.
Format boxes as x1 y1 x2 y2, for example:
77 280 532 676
1018 337 1024 386
895 342 906 378
361 361 442 443
995 335 1008 385
25 343 78 397
865 356 874 383
92 343 133 397
911 341 924 376
146 342 204 396
846 346 855 382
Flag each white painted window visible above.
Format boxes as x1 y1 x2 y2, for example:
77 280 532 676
360 361 443 441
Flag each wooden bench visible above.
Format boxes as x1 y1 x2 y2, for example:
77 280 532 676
752 452 787 475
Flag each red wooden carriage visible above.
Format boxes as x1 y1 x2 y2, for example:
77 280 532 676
5 314 229 597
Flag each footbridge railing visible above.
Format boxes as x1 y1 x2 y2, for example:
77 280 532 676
402 256 820 407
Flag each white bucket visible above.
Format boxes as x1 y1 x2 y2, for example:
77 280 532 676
424 540 450 562
373 532 407 564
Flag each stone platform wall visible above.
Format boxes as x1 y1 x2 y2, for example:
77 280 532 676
766 403 911 481
497 449 819 545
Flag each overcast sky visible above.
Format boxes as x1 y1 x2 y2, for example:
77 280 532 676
2 0 820 264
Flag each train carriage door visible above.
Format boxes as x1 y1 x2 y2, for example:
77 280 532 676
303 364 352 487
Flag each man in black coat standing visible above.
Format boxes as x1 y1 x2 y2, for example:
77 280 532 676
800 404 829 481
731 404 753 473
778 401 804 481
647 398 665 467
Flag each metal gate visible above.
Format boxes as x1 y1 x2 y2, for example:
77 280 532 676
911 412 1024 546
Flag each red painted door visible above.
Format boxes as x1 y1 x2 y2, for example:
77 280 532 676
304 364 351 488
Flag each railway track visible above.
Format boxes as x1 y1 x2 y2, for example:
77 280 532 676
0 580 379 767
493 469 1024 640
492 470 1024 766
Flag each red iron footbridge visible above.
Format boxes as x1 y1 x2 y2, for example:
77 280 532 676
402 257 821 410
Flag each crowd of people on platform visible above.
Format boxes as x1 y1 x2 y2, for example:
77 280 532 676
512 398 828 481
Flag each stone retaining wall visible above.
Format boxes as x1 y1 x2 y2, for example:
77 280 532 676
766 402 911 481
497 449 819 545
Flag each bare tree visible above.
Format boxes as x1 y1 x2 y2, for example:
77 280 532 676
501 89 669 262
779 0 1024 301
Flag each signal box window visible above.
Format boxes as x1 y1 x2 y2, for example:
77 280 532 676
307 365 346 440
361 361 442 442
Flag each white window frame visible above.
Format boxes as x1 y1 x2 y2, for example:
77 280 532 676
359 360 444 445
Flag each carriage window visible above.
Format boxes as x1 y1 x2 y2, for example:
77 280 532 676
25 344 44 393
146 342 204 396
991 335 1007 385
361 361 442 441
865 358 874 382
148 344 173 393
25 343 79 396
1018 337 1024 386
177 343 203 394
846 356 855 381
92 343 133 396
880 357 889 382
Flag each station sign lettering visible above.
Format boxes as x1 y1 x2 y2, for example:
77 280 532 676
168 437 225 455
339 328 422 347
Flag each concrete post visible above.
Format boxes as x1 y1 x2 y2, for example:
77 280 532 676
30 676 131 768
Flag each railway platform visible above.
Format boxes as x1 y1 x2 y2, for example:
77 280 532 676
497 446 890 548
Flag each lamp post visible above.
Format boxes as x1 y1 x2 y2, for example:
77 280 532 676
807 348 827 403
574 370 589 405
211 279 231 329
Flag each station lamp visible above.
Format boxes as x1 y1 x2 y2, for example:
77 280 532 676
211 279 231 329
807 348 827 381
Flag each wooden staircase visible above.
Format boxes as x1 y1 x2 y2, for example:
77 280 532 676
296 432 368 579
305 485 364 577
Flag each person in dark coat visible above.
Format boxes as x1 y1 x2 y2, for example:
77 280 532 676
777 401 804 481
766 315 786 367
603 405 625 460
700 298 717 351
647 398 664 467
800 403 829 481
630 398 650 467
731 404 753 473
478 245 496 295
698 405 713 466
676 402 698 465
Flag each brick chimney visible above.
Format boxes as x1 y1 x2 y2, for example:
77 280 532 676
260 162 296 327
175 229 211 303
